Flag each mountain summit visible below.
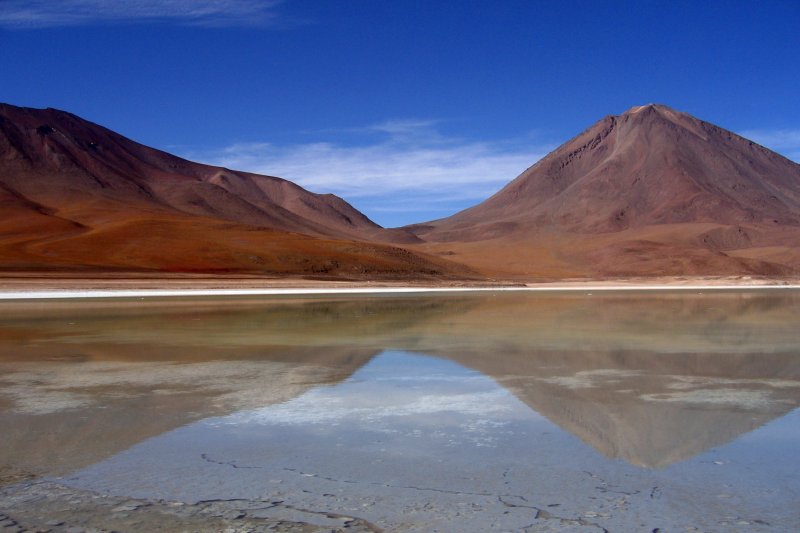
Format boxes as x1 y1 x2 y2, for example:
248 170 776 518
407 104 800 277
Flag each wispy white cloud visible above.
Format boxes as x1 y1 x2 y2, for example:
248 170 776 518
194 120 549 224
739 129 800 163
0 0 282 28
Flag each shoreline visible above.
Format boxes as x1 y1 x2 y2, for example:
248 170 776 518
1 273 799 300
2 283 800 300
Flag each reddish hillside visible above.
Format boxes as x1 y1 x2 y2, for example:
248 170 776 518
0 104 467 279
4 102 799 280
407 104 800 278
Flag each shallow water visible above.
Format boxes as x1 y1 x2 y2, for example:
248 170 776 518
1 291 800 531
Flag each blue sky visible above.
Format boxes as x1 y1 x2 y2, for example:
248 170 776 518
1 1 799 227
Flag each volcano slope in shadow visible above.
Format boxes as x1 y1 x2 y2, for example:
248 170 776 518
3 292 799 472
0 103 472 280
406 104 800 279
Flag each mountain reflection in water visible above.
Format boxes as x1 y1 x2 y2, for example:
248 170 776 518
1 291 799 480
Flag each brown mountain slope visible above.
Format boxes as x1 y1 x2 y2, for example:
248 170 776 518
407 104 800 278
0 104 466 278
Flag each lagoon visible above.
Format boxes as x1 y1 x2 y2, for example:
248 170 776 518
1 291 799 531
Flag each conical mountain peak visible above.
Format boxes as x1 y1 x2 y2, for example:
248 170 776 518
406 104 800 278
621 103 689 123
623 103 674 115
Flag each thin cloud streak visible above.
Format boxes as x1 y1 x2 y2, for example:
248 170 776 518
0 0 282 28
212 141 538 200
198 121 548 203
740 129 800 163
191 120 550 226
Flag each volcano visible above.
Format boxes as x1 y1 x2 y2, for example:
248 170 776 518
3 102 800 280
406 104 800 278
0 103 470 279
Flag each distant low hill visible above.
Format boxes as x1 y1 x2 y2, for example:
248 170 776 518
406 104 800 278
0 103 470 279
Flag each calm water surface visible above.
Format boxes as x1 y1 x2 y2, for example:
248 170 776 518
1 291 799 532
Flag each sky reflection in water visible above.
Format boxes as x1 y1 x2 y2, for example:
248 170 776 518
1 291 800 531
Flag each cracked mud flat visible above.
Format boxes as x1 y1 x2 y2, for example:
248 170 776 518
1 292 800 531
